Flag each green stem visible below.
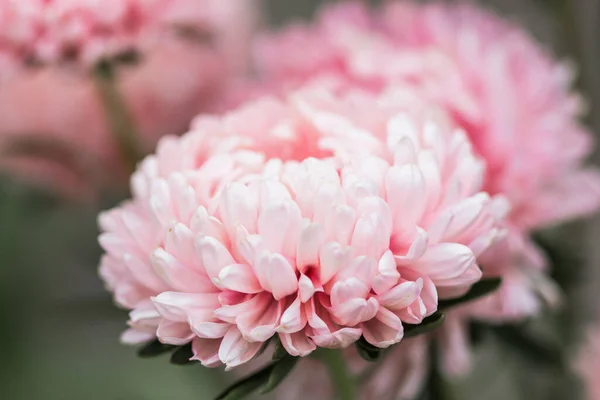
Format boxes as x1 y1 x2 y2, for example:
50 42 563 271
316 349 357 400
92 61 143 173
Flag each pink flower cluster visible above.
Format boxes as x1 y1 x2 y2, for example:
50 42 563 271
99 88 507 368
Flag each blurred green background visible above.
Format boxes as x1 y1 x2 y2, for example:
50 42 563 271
2 1 600 399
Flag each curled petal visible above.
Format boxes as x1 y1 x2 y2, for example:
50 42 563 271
253 251 298 300
218 327 264 370
279 332 317 357
192 337 222 368
216 263 262 293
362 307 404 348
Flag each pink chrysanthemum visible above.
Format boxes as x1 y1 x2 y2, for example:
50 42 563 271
251 0 600 325
99 89 507 368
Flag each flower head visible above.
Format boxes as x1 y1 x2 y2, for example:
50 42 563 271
99 89 507 368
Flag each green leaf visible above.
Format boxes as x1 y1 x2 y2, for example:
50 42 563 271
215 364 275 400
355 337 381 362
438 278 502 310
271 339 288 361
404 312 446 338
137 340 175 358
170 343 195 366
261 355 299 394
215 354 300 399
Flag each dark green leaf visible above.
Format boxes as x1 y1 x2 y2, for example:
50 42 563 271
215 364 275 400
405 312 445 338
261 355 299 394
215 352 300 399
170 343 195 366
355 337 381 362
137 340 175 358
438 278 502 310
272 339 288 361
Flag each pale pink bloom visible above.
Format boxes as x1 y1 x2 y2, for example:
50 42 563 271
577 326 600 400
100 89 507 368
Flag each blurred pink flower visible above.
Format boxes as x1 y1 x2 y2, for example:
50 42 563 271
0 0 259 198
99 88 507 368
0 0 170 68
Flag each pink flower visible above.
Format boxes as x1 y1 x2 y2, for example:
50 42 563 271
99 89 507 368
